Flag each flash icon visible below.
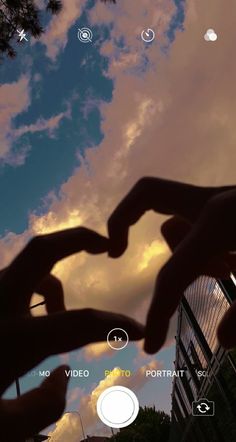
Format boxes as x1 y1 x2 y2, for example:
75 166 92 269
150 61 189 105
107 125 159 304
17 29 28 42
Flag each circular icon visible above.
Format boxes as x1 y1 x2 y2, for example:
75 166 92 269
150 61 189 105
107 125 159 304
204 29 218 42
107 328 129 351
141 28 155 43
97 386 139 428
78 27 93 43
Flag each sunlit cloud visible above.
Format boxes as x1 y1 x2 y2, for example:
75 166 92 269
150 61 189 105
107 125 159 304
40 0 84 60
49 360 162 440
13 108 71 139
2 2 236 438
83 342 114 362
0 75 30 164
79 360 163 434
138 240 169 272
48 412 82 442
0 73 72 166
30 209 83 235
1 0 236 360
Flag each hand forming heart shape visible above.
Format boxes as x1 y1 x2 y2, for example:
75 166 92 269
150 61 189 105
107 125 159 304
1 176 236 440
107 177 236 353
0 227 143 440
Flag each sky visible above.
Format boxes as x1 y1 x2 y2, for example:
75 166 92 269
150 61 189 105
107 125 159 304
1 0 236 440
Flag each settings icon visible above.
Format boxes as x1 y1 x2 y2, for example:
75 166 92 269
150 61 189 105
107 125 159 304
78 27 93 43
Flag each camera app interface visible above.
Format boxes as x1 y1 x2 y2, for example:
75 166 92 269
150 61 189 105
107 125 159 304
0 1 236 441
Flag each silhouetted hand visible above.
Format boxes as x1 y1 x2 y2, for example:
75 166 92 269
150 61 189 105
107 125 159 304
108 177 236 354
0 227 144 441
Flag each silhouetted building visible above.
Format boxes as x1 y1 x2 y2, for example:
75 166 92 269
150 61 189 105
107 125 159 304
170 275 236 442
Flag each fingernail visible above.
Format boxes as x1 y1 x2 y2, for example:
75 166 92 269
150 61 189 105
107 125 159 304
108 245 126 258
144 340 158 354
108 249 122 258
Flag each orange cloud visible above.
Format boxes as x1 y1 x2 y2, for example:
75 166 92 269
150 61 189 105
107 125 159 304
48 361 162 440
47 412 82 441
0 72 71 166
0 75 30 163
40 0 84 60
79 360 162 435
13 109 71 139
89 0 176 53
83 342 114 362
1 0 235 354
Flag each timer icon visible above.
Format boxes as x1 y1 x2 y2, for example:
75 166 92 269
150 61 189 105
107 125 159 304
141 28 155 43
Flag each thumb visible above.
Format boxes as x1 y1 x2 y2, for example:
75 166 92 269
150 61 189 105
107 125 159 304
1 365 70 441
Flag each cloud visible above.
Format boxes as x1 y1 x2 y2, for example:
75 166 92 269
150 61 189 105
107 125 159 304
59 352 71 365
79 361 163 436
137 240 168 272
3 2 236 437
33 73 42 82
68 386 84 405
12 108 71 139
83 342 114 362
0 74 71 166
1 0 236 356
6 143 31 167
35 0 45 8
89 0 177 52
0 230 30 267
40 0 84 60
0 75 30 163
48 412 81 442
81 95 103 120
48 361 162 440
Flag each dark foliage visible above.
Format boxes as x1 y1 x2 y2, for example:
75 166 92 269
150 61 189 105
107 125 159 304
0 0 117 60
0 0 62 59
110 407 171 442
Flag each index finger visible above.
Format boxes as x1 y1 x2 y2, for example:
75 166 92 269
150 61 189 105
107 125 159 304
108 177 225 258
144 204 225 354
0 309 144 392
0 227 108 312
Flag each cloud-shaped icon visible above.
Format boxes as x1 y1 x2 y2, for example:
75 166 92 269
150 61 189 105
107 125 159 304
204 29 218 42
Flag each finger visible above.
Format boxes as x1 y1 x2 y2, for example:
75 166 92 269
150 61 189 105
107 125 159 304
108 178 228 258
161 216 192 251
36 274 65 314
1 310 144 388
217 300 236 349
0 365 69 440
161 217 233 278
144 205 226 354
0 227 108 313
